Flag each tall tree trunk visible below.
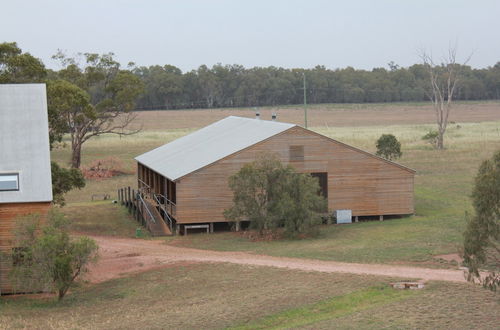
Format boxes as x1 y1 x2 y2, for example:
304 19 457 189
71 143 82 168
437 129 445 150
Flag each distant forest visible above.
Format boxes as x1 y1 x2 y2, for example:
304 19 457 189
132 62 500 110
2 42 499 110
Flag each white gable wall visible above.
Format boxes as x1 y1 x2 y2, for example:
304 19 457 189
0 84 53 203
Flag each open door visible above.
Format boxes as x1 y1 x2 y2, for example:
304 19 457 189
310 172 328 213
310 172 328 198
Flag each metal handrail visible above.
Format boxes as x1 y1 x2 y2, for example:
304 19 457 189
153 193 176 214
137 192 156 225
153 193 173 231
152 192 175 206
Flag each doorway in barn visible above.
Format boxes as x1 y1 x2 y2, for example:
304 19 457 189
310 172 328 212
310 172 328 198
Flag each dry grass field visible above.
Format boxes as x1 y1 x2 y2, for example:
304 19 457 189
1 264 498 329
130 101 500 130
2 102 498 329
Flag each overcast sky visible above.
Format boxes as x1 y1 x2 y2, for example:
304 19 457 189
2 0 499 72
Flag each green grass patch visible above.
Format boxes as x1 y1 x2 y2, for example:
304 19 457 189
229 285 416 329
64 202 144 237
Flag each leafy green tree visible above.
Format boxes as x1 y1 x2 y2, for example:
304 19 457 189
134 65 184 109
463 151 500 291
51 162 85 206
225 154 325 237
11 211 98 300
282 173 326 238
0 42 46 83
50 52 144 168
375 134 402 161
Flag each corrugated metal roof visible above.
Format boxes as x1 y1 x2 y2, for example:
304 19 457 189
135 116 295 180
0 84 53 203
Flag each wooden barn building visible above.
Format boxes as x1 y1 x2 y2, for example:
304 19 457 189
135 116 415 235
0 84 53 294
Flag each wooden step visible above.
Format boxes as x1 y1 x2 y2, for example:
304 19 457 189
144 197 172 236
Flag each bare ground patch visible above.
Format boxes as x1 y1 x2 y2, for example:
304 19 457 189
86 235 468 284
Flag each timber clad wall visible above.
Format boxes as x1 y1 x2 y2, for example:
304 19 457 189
174 126 414 224
0 202 51 294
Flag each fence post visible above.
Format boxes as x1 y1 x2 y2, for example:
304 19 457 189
139 201 144 226
130 189 135 215
127 186 132 211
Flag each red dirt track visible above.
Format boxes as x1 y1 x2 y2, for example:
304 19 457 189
87 235 468 284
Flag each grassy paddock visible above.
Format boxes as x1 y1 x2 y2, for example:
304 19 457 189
1 263 498 329
51 120 500 265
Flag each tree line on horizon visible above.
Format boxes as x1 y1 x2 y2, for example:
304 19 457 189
133 61 500 110
1 41 500 111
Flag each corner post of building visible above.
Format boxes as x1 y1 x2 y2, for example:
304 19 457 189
235 221 241 232
379 215 384 221
355 216 359 223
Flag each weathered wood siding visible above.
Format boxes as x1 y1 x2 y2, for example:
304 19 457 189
0 202 51 294
174 126 414 224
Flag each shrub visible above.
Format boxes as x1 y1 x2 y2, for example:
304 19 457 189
375 134 402 161
422 130 439 148
463 150 500 291
10 211 98 300
51 162 85 206
224 153 326 238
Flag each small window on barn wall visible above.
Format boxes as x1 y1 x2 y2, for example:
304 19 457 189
0 173 19 191
289 145 304 161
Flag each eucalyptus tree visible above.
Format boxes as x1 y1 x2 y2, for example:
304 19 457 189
0 42 46 83
420 47 471 149
50 52 144 168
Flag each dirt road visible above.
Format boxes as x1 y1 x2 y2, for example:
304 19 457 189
87 236 467 284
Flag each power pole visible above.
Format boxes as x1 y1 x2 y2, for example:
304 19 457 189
303 72 308 128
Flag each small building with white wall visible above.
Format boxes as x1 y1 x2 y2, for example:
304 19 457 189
0 84 52 294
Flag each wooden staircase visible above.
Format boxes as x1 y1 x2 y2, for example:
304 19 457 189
143 196 172 236
117 186 174 236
